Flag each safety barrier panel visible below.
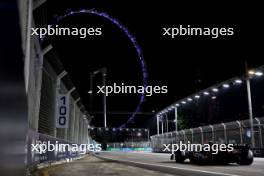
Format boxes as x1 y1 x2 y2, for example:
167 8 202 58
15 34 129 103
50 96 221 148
151 117 264 156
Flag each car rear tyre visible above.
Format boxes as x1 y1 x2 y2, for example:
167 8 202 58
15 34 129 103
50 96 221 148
237 150 254 165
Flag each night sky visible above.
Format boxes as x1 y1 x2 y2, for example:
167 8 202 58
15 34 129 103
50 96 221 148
35 0 263 133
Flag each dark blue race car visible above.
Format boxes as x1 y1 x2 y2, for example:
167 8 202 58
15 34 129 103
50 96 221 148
170 144 254 165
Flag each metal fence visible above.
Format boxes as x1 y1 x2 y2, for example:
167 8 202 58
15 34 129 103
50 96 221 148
107 141 150 148
151 117 264 156
106 142 151 152
26 46 91 168
27 129 82 166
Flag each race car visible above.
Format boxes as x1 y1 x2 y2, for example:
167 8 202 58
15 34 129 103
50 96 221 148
170 144 254 165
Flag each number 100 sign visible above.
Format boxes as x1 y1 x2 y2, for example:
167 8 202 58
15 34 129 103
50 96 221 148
56 94 69 128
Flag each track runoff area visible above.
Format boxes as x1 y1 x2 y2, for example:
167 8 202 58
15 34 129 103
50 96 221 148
94 151 264 176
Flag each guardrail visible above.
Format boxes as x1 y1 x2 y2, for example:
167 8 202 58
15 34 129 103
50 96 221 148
150 117 264 156
26 129 88 168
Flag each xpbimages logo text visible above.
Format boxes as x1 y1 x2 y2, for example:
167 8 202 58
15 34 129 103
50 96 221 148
31 141 102 154
96 83 168 96
163 25 234 39
163 141 234 154
31 25 102 39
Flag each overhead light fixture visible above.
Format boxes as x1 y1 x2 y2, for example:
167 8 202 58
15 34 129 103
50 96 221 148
194 95 200 99
248 70 262 77
175 103 180 107
203 91 209 95
212 96 217 99
223 84 230 88
248 70 255 75
137 132 142 137
212 88 218 92
235 79 242 84
181 101 186 104
187 98 193 101
255 71 263 76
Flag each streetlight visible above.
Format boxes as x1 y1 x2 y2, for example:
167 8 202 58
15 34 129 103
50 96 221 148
245 77 254 147
245 66 264 148
235 79 242 84
137 132 142 137
223 84 230 88
246 69 256 147
255 71 263 76
165 114 169 132
203 91 210 95
161 115 164 134
155 65 264 148
89 68 107 128
249 70 263 77
211 96 217 100
212 88 218 92
194 95 200 99
174 107 178 132
187 98 193 102
156 115 160 135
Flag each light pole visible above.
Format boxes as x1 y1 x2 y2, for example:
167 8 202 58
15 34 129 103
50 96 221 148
165 113 169 133
174 107 178 131
161 117 164 135
245 64 264 148
156 115 160 135
246 76 254 147
102 71 107 128
88 68 107 128
147 129 149 144
89 73 93 112
131 131 134 148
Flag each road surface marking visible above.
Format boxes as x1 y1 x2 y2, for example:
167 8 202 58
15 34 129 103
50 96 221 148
97 154 240 176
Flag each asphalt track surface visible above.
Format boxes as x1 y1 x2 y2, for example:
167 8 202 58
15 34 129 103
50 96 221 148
95 151 264 176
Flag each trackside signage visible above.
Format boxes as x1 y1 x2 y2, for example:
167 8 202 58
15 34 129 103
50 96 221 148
56 94 69 128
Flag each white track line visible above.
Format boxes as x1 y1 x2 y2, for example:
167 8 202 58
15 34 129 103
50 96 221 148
98 155 240 176
130 152 170 156
103 151 169 156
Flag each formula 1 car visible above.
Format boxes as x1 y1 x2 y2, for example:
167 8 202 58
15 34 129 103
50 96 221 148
170 144 254 165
